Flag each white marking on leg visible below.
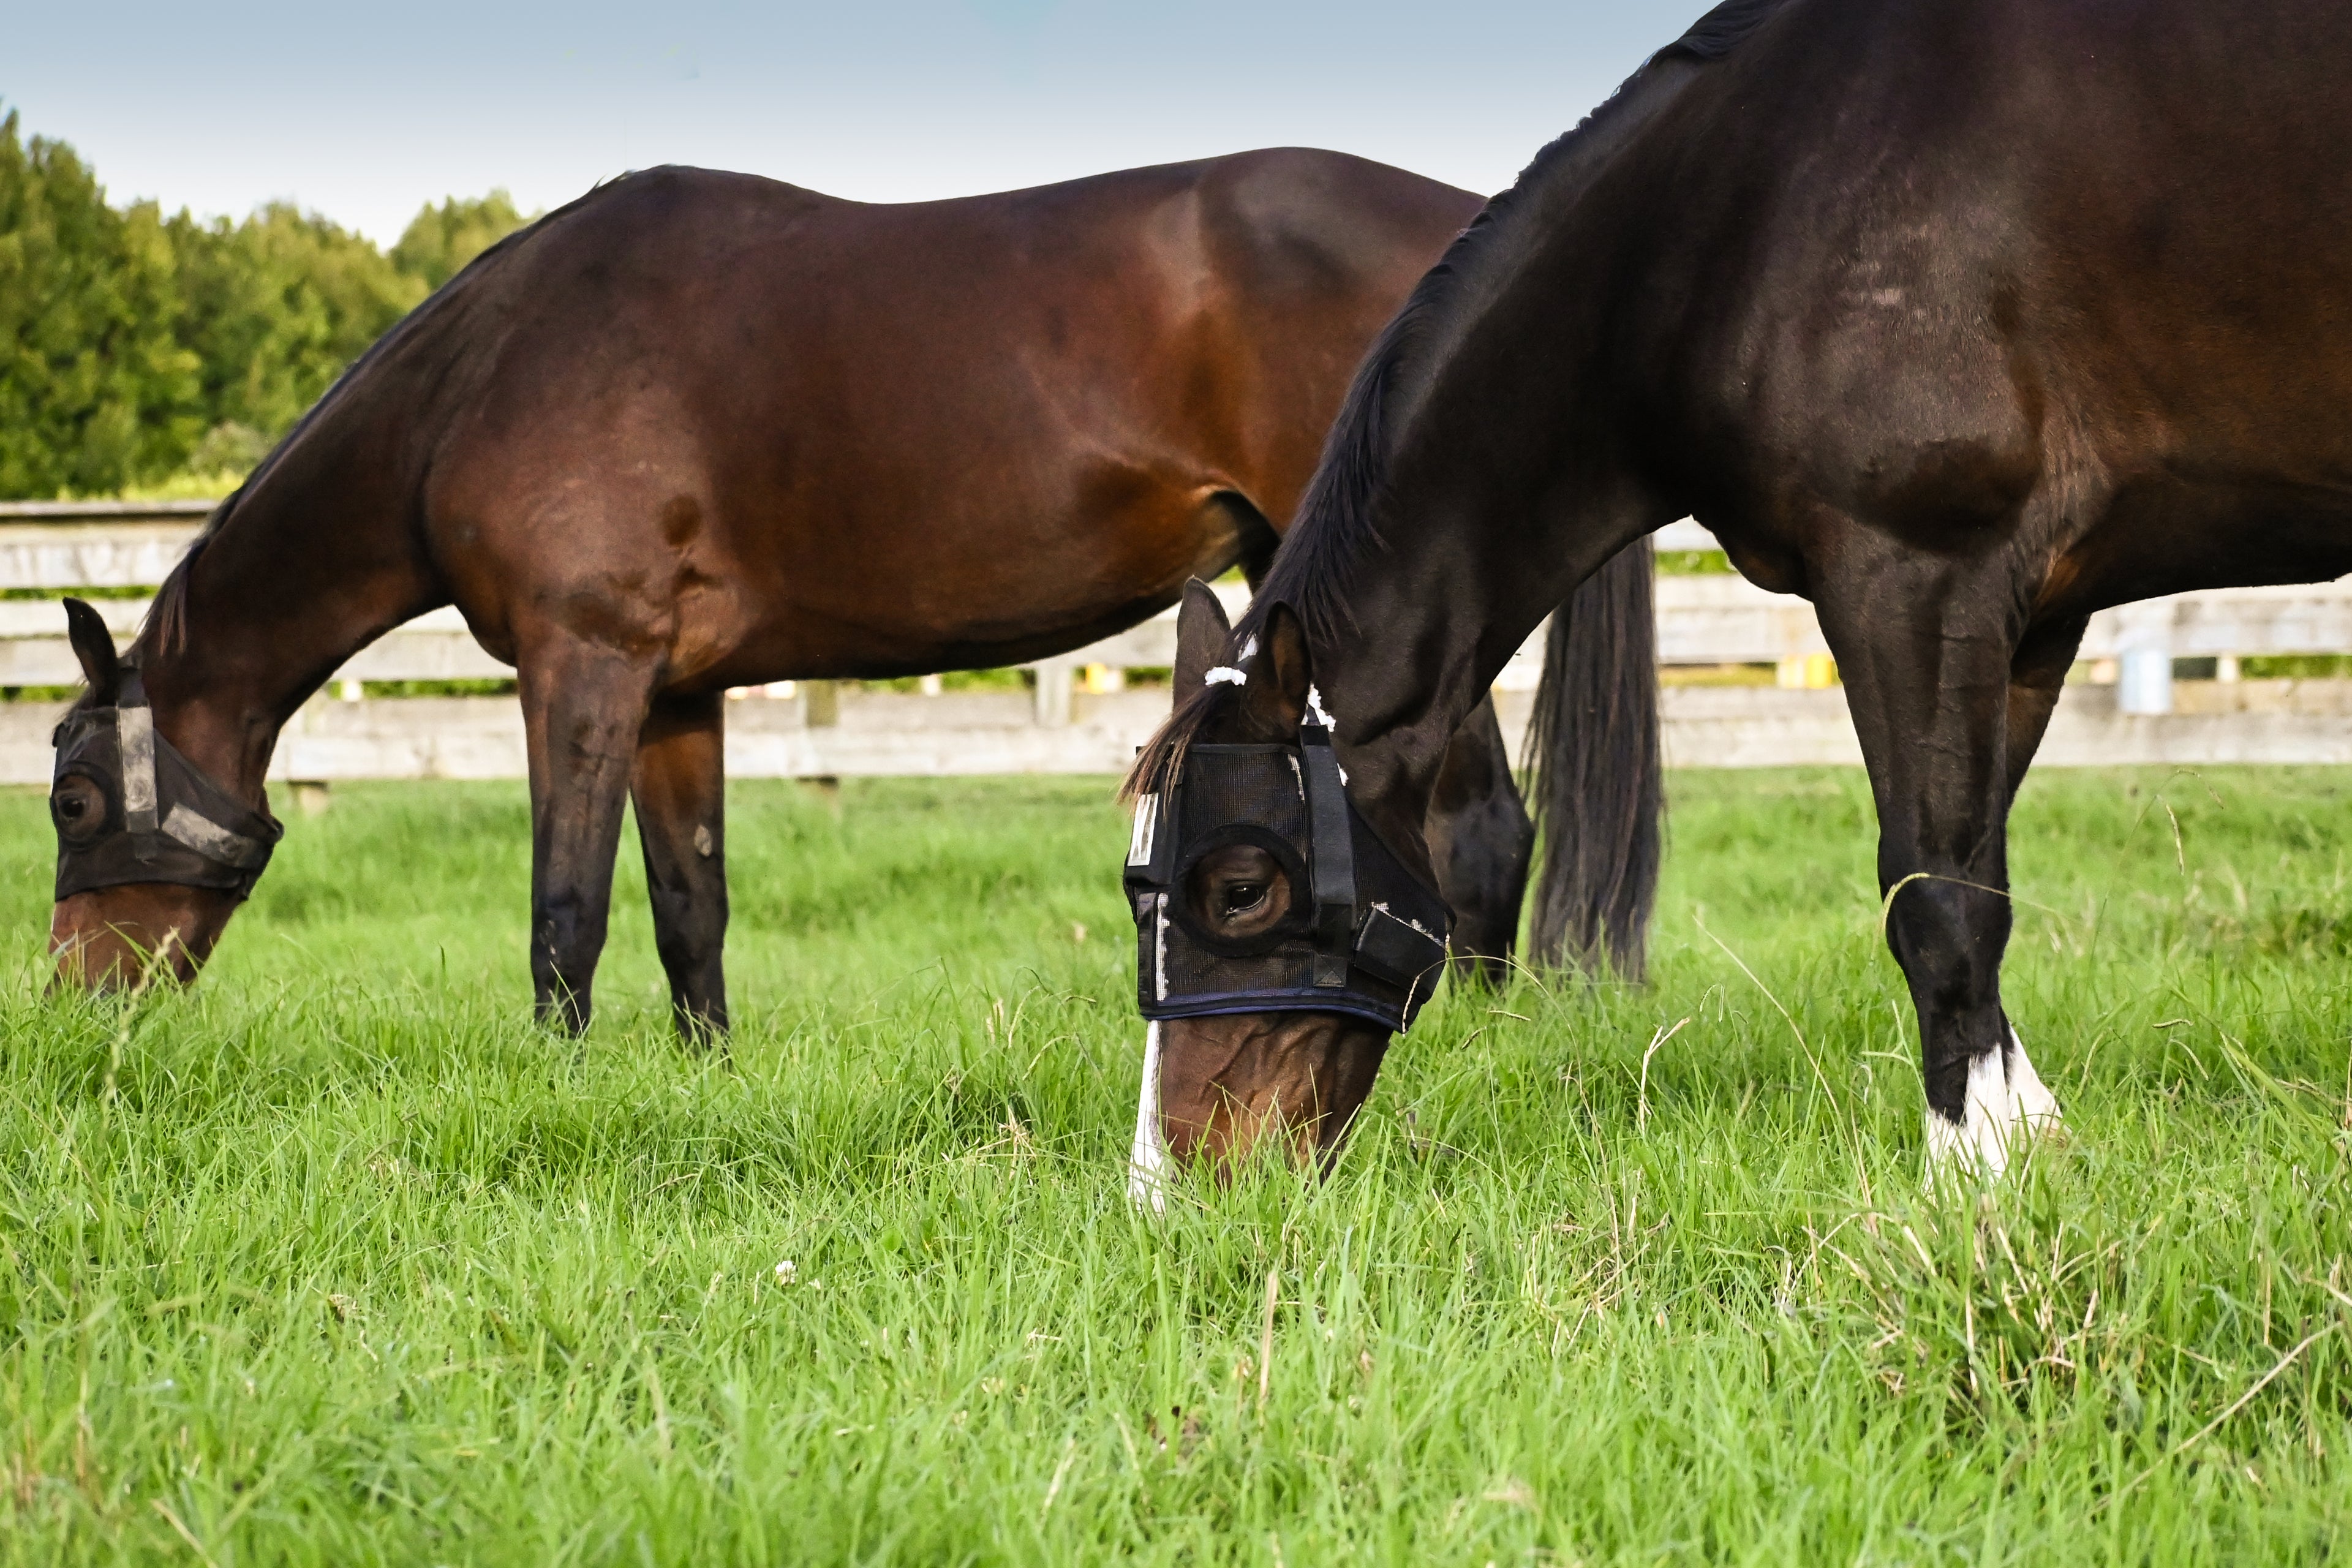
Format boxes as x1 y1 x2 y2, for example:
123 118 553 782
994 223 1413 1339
1923 1102 1970 1177
1924 1047 2016 1182
1924 1025 2065 1184
1128 1022 1169 1213
2006 1025 2064 1134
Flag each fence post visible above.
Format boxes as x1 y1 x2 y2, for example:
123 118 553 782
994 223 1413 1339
2114 602 2176 715
1033 658 1074 726
802 679 840 727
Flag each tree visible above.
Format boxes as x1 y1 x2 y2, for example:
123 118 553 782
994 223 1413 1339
0 107 202 497
392 189 533 293
0 112 533 499
169 203 426 445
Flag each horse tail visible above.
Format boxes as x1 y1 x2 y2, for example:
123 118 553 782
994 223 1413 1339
1521 538 1663 980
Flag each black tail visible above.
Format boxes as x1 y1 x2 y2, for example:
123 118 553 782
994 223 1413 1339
1521 538 1662 979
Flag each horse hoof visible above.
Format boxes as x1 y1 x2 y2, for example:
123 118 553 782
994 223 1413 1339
1923 1026 2066 1184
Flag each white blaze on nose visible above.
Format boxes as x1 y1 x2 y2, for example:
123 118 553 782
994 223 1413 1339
1923 1024 2066 1183
1128 1021 1169 1213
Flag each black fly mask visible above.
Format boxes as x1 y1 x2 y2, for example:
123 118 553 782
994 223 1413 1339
1125 719 1449 1033
51 668 281 902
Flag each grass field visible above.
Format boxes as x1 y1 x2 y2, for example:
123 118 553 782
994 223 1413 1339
4 766 2351 1564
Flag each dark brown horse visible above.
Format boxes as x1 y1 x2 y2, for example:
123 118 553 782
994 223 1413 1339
46 149 1660 1037
1129 0 2352 1182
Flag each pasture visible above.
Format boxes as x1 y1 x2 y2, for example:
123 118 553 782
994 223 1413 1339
2 766 2350 1563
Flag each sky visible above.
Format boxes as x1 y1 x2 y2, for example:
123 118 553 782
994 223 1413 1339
4 0 1707 243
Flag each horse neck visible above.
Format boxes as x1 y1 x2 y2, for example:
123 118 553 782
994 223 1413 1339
138 445 440 800
1278 214 1685 850
1303 421 1664 853
1259 61 1710 849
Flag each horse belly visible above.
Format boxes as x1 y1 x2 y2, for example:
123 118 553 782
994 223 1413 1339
696 473 1250 684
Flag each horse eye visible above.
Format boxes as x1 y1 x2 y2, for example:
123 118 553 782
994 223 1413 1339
1222 881 1267 915
52 779 105 842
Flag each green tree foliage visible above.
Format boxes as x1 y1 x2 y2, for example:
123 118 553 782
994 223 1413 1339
0 103 537 499
391 189 533 293
0 109 202 497
168 203 426 448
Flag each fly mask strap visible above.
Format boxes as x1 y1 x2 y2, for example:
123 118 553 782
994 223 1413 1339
160 802 271 870
117 670 272 873
1298 722 1356 987
116 676 160 845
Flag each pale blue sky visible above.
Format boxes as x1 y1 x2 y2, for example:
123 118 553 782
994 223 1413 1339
6 1 1705 241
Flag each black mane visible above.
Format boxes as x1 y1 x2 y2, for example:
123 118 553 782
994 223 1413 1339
1241 0 1794 647
1125 0 1790 799
1661 0 1793 61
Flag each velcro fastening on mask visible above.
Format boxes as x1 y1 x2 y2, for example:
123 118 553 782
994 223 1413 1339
118 703 159 836
162 803 271 869
1125 785 1178 888
1354 902 1447 986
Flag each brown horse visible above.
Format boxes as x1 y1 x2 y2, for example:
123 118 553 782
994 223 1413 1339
47 148 1660 1038
1128 0 2352 1182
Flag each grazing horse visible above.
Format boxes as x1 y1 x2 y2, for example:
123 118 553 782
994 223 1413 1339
1126 0 2352 1184
45 149 1662 1038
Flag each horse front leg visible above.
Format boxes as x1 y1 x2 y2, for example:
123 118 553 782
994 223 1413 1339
519 637 660 1036
1817 557 2060 1178
1424 695 1535 986
1975 614 2090 1135
2004 616 2088 804
631 690 729 1044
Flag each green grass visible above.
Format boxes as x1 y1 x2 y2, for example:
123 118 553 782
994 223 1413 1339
2 767 2350 1564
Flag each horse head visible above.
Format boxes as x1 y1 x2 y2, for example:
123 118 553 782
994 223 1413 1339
47 597 281 991
1123 581 1448 1193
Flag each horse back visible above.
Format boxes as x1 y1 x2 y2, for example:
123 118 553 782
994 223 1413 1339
405 153 1476 680
1603 0 2352 604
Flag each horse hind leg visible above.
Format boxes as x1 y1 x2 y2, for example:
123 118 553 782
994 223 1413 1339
1996 627 2095 1140
1989 614 2090 1142
631 690 730 1043
519 634 663 1036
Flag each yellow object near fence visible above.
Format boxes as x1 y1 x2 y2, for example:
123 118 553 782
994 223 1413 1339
1776 653 1838 689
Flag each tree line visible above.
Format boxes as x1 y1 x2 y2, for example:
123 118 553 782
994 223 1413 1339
0 105 533 500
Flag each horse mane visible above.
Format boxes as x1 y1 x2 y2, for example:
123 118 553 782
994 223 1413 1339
146 304 434 654
1121 678 1240 801
143 176 627 655
1662 0 1793 61
1123 0 1793 802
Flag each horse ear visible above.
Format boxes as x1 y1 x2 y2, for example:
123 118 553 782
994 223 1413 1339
1170 578 1232 701
62 598 121 704
1236 601 1311 736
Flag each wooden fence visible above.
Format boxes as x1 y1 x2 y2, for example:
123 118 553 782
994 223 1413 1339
8 503 2352 784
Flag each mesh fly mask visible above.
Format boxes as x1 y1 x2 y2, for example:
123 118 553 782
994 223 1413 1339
1125 720 1449 1032
50 671 282 902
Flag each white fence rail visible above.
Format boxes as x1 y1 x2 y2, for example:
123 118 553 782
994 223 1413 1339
6 503 2351 783
0 499 211 590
